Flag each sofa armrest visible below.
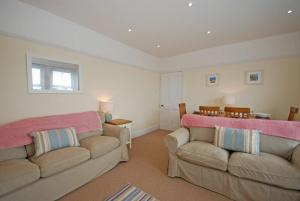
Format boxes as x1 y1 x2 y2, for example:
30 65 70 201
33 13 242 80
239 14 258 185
164 128 190 154
103 124 128 146
292 144 300 168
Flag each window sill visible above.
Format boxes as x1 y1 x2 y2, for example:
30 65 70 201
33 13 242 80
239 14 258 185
28 90 83 94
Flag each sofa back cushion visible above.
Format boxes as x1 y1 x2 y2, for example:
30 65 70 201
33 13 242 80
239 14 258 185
260 134 299 160
31 127 80 157
0 146 27 161
190 127 214 142
77 129 103 140
189 127 299 159
26 129 103 157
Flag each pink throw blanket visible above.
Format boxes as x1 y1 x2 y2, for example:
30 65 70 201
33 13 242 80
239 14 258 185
182 114 300 141
0 111 102 149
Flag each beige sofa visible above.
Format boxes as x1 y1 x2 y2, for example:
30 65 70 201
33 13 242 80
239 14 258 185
0 123 129 201
165 127 300 201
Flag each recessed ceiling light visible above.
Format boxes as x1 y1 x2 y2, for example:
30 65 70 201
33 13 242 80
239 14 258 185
207 30 211 35
288 9 293 14
156 44 161 48
128 28 133 32
188 2 193 7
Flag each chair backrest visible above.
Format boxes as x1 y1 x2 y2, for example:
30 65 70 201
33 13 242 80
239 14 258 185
288 106 299 121
199 106 220 116
179 103 187 121
224 107 251 119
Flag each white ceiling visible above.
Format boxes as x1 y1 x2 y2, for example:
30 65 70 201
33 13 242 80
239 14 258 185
19 0 300 58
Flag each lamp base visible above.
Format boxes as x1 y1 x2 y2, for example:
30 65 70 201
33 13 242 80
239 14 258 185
105 113 112 123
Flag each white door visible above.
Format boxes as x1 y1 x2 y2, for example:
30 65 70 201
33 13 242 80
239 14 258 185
160 72 183 131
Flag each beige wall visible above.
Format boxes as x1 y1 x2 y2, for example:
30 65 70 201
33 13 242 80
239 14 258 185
1 34 299 134
0 35 160 133
183 57 300 120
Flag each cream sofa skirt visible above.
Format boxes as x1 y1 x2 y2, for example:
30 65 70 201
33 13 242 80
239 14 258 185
168 153 300 201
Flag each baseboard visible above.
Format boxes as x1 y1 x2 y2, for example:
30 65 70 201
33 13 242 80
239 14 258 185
132 124 160 138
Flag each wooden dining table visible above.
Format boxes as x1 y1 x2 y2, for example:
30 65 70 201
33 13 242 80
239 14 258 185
192 111 271 119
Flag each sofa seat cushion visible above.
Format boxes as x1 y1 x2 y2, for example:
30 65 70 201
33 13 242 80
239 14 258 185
0 159 40 196
30 147 90 178
228 152 300 190
177 141 229 171
80 135 120 159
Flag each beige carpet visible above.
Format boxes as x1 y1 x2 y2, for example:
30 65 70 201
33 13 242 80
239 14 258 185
59 130 230 201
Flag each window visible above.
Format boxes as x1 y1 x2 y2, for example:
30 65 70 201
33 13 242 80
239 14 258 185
32 68 41 90
52 71 72 90
27 54 81 93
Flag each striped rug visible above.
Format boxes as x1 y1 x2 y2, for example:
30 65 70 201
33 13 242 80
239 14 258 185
105 184 159 201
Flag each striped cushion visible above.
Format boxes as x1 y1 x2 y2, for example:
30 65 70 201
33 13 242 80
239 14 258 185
31 127 80 157
214 126 260 155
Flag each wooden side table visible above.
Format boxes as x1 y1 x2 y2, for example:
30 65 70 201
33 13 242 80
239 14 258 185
107 119 133 148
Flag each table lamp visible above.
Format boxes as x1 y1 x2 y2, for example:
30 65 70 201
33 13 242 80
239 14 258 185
100 101 113 122
223 95 236 106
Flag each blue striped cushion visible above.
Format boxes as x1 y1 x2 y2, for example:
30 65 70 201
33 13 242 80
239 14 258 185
31 127 80 157
214 126 260 155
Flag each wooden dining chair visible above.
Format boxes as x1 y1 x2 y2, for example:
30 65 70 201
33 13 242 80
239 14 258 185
224 107 251 119
288 106 299 121
179 103 187 121
199 106 220 116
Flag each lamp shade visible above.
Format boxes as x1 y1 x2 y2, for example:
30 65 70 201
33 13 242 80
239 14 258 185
100 101 113 113
223 95 236 105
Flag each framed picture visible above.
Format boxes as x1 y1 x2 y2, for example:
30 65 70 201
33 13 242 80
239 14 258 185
206 73 219 87
245 70 263 85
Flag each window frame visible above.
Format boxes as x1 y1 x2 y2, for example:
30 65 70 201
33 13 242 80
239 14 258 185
26 53 82 94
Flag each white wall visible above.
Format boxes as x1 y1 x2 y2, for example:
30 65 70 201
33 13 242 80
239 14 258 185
0 0 300 131
0 35 160 135
0 0 160 71
161 31 300 72
183 57 300 120
1 0 300 73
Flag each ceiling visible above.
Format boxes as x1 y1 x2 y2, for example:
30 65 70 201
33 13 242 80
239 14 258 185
20 0 300 58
